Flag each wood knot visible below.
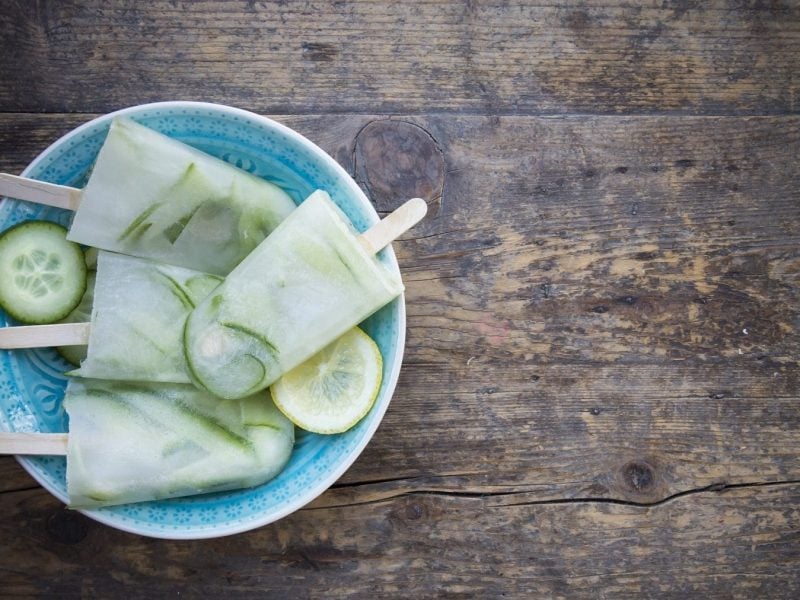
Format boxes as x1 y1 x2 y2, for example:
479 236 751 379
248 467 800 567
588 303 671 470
622 461 655 493
405 503 424 521
46 509 89 544
354 120 444 212
301 41 338 62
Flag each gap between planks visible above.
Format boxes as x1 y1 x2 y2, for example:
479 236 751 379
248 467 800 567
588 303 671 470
302 479 800 512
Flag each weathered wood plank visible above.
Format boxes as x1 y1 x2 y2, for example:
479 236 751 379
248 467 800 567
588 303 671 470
1 0 797 593
349 113 800 505
0 114 798 508
1 1 799 115
0 456 37 494
5 114 799 368
0 481 798 598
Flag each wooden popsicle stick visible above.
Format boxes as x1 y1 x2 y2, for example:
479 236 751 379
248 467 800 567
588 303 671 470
357 197 427 255
0 432 68 455
0 173 82 211
0 322 91 349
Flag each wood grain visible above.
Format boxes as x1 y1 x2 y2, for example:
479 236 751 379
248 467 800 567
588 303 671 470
0 111 798 595
0 481 798 598
0 456 36 494
1 0 799 594
1 113 799 501
1 1 799 115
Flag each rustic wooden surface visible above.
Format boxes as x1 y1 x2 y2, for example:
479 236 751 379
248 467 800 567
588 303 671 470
1 1 799 598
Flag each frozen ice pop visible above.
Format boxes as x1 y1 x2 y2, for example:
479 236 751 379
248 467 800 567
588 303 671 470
0 192 425 394
0 117 297 275
69 251 221 383
0 378 294 508
0 250 220 381
184 190 411 400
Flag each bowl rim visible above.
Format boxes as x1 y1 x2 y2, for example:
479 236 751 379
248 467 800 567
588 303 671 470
8 100 407 539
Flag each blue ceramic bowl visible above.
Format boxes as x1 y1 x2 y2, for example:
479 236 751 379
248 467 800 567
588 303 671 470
0 101 405 539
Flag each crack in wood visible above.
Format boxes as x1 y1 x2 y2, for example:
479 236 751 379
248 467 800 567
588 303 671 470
0 484 47 496
306 479 800 512
474 480 800 509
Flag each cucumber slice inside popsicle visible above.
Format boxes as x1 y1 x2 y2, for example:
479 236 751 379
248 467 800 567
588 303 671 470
56 269 96 366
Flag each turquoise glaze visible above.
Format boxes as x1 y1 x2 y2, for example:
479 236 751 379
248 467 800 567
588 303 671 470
0 102 405 539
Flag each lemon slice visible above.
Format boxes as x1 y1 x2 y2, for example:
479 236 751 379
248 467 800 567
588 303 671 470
270 327 383 434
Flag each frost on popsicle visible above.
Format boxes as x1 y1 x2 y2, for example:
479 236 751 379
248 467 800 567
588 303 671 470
67 117 297 275
184 190 404 400
64 378 294 508
70 251 222 383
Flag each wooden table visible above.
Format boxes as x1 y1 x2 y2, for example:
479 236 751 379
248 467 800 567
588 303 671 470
1 2 798 597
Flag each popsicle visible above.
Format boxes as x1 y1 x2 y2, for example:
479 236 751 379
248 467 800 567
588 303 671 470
184 190 423 400
70 251 222 382
0 250 220 382
0 117 297 275
0 192 427 393
0 378 295 508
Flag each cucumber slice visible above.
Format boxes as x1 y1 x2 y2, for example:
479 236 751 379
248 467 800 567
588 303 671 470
57 342 88 367
83 247 99 270
56 269 96 366
0 221 88 324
